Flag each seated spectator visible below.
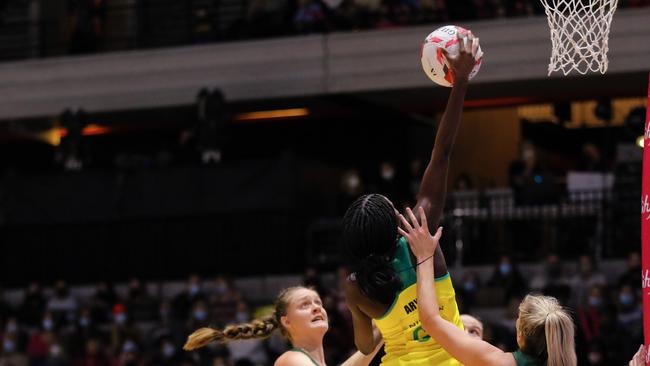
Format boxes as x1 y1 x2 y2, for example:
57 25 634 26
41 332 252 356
294 0 325 33
19 282 46 327
569 255 606 309
1 332 28 366
530 254 570 302
47 281 78 326
209 277 240 327
618 251 641 290
125 279 158 322
151 337 183 366
172 275 207 322
109 305 141 356
487 255 527 304
89 282 118 324
72 339 110 366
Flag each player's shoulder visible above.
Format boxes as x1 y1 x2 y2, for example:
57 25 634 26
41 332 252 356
274 350 314 366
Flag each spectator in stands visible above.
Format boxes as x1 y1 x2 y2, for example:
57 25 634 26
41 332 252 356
3 317 28 353
618 251 641 290
457 271 480 313
614 284 643 363
67 307 102 358
125 278 158 322
90 282 118 324
172 275 207 322
68 0 106 54
152 337 183 366
186 301 210 334
209 276 240 327
72 339 110 366
578 143 607 172
569 255 606 309
109 304 141 357
47 281 78 326
112 339 142 366
530 254 570 302
1 332 28 366
19 282 47 327
27 321 57 366
576 286 609 345
487 255 527 304
294 0 325 33
44 339 69 366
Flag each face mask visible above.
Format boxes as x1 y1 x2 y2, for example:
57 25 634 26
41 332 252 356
215 283 227 294
619 293 634 306
588 297 602 307
463 281 476 292
193 310 208 321
6 322 18 333
381 168 395 180
499 263 512 275
115 313 127 324
162 344 175 358
43 319 54 331
3 339 15 353
235 312 249 322
588 352 602 364
345 175 360 190
189 285 200 296
79 317 91 328
123 340 137 354
522 149 535 161
50 344 62 357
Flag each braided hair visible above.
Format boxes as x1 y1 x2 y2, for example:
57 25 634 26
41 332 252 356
342 194 402 305
183 287 304 350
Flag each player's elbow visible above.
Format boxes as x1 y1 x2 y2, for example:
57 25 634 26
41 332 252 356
354 339 375 355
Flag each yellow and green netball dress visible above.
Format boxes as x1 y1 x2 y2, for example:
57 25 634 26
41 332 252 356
374 237 463 366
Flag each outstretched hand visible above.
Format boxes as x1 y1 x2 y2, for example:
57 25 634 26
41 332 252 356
441 31 481 82
398 207 442 261
629 345 646 366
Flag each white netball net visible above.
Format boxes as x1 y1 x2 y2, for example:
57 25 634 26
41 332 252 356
540 0 618 75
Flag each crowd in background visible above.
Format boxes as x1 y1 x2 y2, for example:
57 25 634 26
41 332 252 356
0 251 644 366
57 0 650 56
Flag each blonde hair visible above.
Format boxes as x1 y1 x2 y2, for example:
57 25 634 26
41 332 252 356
183 286 306 350
518 295 576 366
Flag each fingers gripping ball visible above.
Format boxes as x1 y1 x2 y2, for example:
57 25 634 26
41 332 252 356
420 25 483 87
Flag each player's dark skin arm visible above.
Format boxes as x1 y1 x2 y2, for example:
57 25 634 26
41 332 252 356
414 32 479 277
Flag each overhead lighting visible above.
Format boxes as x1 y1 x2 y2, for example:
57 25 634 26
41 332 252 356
236 108 309 122
637 135 644 148
58 124 110 137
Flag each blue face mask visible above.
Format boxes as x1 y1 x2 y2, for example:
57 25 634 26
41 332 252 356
499 263 512 275
193 310 208 321
588 297 602 307
3 339 15 353
619 293 634 306
6 322 18 333
43 319 54 331
123 340 137 354
189 285 200 296
463 281 476 292
79 317 91 327
162 344 175 358
115 313 127 324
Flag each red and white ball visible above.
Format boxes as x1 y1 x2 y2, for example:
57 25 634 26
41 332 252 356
420 25 483 87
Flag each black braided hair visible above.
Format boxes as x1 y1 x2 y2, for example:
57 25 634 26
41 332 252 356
342 194 402 305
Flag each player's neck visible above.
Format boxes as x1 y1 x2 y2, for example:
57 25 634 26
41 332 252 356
292 338 326 366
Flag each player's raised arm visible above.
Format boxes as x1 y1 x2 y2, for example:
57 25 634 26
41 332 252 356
415 33 481 277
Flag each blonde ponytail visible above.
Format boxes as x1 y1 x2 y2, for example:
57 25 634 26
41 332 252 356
518 295 576 366
544 310 576 366
184 316 279 350
185 286 309 351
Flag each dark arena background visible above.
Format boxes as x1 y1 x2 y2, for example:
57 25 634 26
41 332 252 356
0 0 649 366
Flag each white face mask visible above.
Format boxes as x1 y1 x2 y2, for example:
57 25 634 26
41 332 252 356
381 167 395 180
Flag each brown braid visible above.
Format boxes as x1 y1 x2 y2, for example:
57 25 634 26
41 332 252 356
184 286 307 351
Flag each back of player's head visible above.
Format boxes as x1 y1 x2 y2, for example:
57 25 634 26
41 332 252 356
342 194 401 304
